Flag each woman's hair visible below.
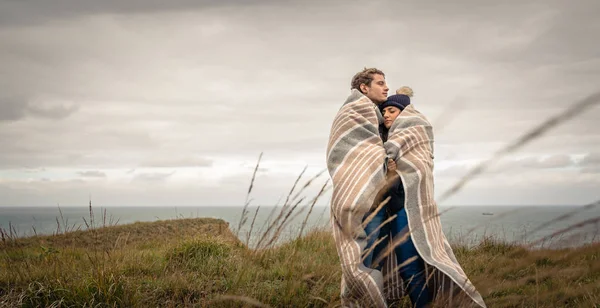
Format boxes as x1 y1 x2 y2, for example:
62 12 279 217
350 67 385 93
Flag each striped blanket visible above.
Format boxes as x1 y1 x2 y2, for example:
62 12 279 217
326 89 486 307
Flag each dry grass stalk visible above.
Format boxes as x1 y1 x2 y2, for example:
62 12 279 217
236 152 263 237
298 179 330 238
283 165 308 207
262 198 305 249
262 169 308 233
246 205 261 246
255 169 326 249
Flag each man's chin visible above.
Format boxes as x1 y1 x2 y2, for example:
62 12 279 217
367 96 385 105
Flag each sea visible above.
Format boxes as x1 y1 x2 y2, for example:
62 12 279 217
1 205 598 249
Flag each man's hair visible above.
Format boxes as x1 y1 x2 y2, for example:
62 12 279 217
350 67 385 93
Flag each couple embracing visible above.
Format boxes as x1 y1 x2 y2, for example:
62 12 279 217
326 68 486 308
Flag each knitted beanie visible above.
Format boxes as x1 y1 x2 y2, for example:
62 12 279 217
380 86 414 111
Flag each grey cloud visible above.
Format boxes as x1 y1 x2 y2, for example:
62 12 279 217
403 0 600 66
489 155 578 173
581 166 600 174
0 120 158 168
27 102 80 120
141 156 213 168
0 0 315 27
0 98 27 121
437 154 578 178
24 168 47 173
0 0 599 207
516 134 600 156
521 1 600 65
518 155 574 169
77 170 107 178
580 153 600 166
0 174 255 207
435 106 600 145
0 97 79 122
131 171 176 183
1 0 598 118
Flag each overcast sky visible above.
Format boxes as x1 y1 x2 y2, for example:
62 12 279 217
0 0 599 207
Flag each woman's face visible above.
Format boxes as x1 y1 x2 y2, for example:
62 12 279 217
382 106 401 129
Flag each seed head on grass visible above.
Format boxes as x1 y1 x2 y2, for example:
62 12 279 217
236 152 263 237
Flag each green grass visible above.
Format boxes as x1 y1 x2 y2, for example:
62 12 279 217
1 218 598 307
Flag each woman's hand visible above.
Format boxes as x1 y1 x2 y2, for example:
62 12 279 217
387 159 397 178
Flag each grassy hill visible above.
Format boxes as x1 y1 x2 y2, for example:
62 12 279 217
1 218 598 307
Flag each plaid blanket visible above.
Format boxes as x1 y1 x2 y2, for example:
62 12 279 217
326 89 486 307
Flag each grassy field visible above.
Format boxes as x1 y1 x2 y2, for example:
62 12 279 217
0 217 598 307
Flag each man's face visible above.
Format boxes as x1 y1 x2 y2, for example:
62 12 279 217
360 74 389 104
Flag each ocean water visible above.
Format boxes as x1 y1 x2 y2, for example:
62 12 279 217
0 205 598 249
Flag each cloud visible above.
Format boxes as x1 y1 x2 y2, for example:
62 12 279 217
131 171 176 183
0 0 598 206
434 164 472 178
77 170 107 178
580 153 600 166
578 153 600 174
24 168 46 173
0 0 300 27
26 101 80 120
0 98 28 121
516 155 574 169
141 156 213 168
436 154 579 180
580 166 600 174
0 96 79 122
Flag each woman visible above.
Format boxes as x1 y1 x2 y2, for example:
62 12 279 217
328 84 486 307
363 87 433 307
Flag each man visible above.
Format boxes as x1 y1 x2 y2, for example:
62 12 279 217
326 67 486 307
349 68 398 269
326 67 393 307
350 68 389 105
348 68 396 270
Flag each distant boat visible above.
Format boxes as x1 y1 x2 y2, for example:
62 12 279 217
482 212 494 216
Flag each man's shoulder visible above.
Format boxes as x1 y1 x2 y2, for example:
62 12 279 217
343 89 370 106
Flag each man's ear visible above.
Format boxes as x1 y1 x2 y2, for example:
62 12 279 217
360 83 368 93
